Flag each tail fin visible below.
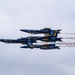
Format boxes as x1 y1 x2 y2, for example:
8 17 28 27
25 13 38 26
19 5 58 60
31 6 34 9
55 29 61 34
56 38 62 42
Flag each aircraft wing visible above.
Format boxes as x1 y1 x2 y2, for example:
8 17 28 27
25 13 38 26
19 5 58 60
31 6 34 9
21 44 60 50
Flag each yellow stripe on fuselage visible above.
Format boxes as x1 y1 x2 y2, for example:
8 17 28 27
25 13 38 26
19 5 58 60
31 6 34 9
53 33 57 36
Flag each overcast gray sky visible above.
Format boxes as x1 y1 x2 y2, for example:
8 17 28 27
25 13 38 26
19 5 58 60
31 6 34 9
0 0 75 75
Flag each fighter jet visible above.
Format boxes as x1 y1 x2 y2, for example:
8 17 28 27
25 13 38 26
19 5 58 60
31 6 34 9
0 37 37 48
21 44 60 50
0 35 62 49
0 34 62 45
20 28 61 36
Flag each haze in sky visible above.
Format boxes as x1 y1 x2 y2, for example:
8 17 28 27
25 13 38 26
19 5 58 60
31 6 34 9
0 0 75 75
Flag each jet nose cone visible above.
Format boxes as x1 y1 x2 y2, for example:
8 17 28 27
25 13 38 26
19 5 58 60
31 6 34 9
20 46 28 48
0 39 3 41
20 29 28 32
0 39 5 42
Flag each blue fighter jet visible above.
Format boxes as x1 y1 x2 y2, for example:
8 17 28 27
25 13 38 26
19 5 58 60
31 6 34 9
20 28 61 36
21 44 60 50
0 36 62 49
0 37 37 48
